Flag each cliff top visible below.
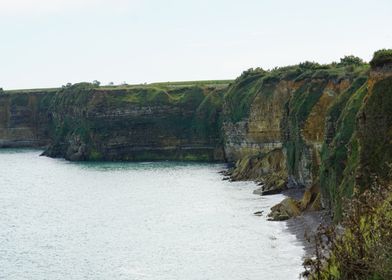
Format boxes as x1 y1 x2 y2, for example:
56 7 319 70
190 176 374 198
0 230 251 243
2 79 233 95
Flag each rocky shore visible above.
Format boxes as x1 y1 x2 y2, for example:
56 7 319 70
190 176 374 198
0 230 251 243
223 166 328 258
265 188 330 257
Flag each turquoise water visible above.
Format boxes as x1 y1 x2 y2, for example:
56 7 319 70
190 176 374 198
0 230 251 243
0 149 304 280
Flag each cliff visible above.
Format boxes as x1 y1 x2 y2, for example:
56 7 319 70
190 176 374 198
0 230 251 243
1 51 392 221
222 62 367 214
223 51 392 223
0 90 54 147
302 51 392 280
41 82 225 161
2 50 392 279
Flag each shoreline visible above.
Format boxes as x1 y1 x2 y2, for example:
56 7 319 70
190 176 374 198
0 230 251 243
257 187 331 258
222 167 330 259
284 208 330 257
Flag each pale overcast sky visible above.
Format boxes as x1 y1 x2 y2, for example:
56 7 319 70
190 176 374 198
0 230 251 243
1 0 391 89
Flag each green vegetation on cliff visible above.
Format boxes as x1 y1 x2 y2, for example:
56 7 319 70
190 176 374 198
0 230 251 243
357 76 392 186
304 181 392 280
318 68 392 220
224 68 266 122
223 61 369 124
370 49 392 68
320 77 368 219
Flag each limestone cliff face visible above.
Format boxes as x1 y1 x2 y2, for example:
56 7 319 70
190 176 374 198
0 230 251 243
0 91 53 147
223 75 292 194
224 60 392 220
223 79 292 162
42 83 225 161
222 66 362 201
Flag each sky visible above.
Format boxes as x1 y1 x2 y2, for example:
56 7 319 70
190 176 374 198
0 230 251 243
1 0 391 89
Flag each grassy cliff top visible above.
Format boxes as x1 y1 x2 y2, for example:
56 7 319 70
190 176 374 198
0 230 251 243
223 58 370 122
2 80 233 95
4 49 391 95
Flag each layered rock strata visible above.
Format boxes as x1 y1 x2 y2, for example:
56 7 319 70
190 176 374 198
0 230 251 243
1 52 392 222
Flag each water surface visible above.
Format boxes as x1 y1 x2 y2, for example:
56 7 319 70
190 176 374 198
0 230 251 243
0 149 304 279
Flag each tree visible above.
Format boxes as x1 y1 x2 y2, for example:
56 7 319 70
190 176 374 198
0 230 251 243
338 55 365 67
92 80 101 87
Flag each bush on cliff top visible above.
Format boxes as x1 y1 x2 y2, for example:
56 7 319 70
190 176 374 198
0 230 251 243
337 55 366 67
370 49 392 68
236 67 266 81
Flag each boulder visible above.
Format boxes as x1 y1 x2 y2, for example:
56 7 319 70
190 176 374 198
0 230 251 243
268 197 301 221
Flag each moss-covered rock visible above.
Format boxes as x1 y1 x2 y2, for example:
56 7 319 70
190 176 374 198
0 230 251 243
229 148 289 196
268 197 301 221
258 172 288 195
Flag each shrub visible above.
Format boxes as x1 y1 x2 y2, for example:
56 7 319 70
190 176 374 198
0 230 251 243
303 177 392 280
236 67 266 81
299 61 321 70
62 83 72 88
370 49 392 68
